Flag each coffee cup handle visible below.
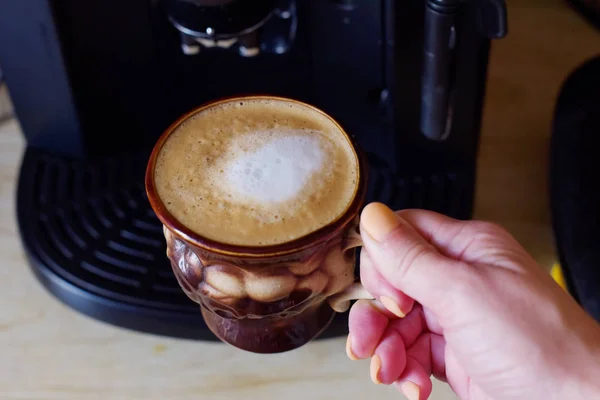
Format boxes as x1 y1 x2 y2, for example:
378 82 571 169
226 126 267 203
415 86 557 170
327 224 375 313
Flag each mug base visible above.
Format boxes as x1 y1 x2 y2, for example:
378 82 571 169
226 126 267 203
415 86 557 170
201 302 336 354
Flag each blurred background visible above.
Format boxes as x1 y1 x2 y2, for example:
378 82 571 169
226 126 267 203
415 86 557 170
1 0 599 399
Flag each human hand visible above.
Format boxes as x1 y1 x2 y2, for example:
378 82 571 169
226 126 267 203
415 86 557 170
346 203 600 400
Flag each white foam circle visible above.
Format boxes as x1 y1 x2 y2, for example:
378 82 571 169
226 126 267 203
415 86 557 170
225 133 325 204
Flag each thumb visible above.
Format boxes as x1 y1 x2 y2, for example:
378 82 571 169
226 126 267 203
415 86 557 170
359 203 471 312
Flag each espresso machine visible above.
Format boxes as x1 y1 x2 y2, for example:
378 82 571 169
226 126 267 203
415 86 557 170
0 0 507 340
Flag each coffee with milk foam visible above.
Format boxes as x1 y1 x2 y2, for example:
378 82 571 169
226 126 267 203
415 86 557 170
154 98 359 247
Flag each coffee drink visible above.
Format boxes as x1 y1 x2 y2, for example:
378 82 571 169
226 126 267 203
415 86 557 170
147 96 368 353
153 98 359 247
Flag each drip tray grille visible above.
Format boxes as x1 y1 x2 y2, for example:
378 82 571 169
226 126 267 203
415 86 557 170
17 147 474 340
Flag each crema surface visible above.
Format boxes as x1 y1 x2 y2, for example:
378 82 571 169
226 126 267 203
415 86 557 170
154 98 359 247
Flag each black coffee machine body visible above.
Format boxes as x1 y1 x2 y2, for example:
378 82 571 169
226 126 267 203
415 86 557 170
0 0 506 340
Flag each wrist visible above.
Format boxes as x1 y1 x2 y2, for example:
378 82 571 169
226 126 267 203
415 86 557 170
559 326 600 398
566 359 600 398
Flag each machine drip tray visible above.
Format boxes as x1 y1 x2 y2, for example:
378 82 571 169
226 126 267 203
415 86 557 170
16 147 474 341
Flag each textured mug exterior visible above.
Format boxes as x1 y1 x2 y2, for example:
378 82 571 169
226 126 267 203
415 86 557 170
163 218 360 353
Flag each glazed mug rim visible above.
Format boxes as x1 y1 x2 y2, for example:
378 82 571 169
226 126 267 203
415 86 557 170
145 95 368 259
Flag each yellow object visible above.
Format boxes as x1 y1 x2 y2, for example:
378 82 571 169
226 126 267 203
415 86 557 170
551 263 568 291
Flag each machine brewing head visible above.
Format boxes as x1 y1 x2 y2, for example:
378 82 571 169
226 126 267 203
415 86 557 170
166 0 296 57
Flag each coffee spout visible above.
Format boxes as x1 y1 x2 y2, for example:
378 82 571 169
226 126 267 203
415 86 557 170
420 0 507 141
420 0 459 141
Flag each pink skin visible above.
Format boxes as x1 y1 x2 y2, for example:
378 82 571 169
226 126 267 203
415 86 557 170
347 204 600 400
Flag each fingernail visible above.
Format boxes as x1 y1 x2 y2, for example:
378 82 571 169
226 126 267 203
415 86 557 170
346 334 358 360
400 381 420 400
361 203 401 242
380 296 406 318
369 354 382 384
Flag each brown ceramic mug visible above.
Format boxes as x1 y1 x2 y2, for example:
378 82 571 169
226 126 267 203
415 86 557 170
145 96 374 354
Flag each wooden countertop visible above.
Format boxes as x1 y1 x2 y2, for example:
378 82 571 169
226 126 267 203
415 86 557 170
1 1 598 399
475 0 599 269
